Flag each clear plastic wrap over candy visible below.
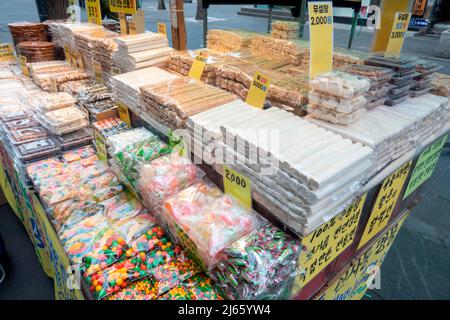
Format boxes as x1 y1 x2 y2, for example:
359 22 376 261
158 179 262 270
209 221 301 300
137 152 205 209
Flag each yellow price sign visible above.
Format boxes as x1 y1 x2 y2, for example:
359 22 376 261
76 52 84 70
385 12 411 57
119 12 128 34
18 55 29 76
86 0 102 25
64 45 72 65
117 102 132 127
92 59 103 83
109 0 137 14
111 66 121 76
223 165 252 209
0 43 15 61
245 71 270 109
188 51 208 80
308 1 333 78
157 22 167 38
358 161 412 249
296 193 366 287
94 129 108 162
50 77 58 93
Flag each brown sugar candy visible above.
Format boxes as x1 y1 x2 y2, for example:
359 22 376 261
18 41 55 62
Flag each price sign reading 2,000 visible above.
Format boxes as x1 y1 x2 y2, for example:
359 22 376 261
225 168 247 189
310 16 331 26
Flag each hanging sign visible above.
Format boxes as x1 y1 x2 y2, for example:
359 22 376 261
188 51 209 80
308 1 333 77
157 22 167 38
385 12 411 56
358 161 412 249
109 0 137 15
86 0 102 25
245 71 270 109
223 165 252 209
0 43 15 61
295 193 367 288
403 133 448 199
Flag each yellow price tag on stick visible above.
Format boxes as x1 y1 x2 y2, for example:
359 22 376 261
119 12 128 34
50 77 58 93
109 0 137 14
92 59 103 83
223 165 252 209
86 0 102 25
94 129 107 162
111 66 121 76
188 51 209 80
385 12 411 56
358 161 412 249
117 102 132 128
18 55 29 76
308 1 333 78
64 45 72 65
157 22 167 38
0 43 15 61
245 71 270 109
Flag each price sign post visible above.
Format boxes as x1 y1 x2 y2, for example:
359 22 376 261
158 22 168 38
188 51 209 80
0 43 15 62
308 1 333 78
18 55 29 76
86 0 102 25
223 165 252 209
117 102 132 128
245 71 270 109
385 12 411 56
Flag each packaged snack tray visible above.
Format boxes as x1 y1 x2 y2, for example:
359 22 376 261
14 138 60 162
57 128 93 150
309 71 371 99
308 90 367 114
7 127 48 145
3 117 39 131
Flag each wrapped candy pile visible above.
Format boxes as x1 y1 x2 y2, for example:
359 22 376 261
137 152 205 208
210 221 301 300
159 180 261 270
307 71 371 125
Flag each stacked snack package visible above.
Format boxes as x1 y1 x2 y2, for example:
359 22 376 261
210 221 301 300
159 180 261 270
364 54 418 106
271 21 299 40
106 127 156 155
206 29 255 52
410 60 441 97
137 152 205 209
308 71 371 125
17 41 55 62
342 64 394 109
8 22 48 47
75 83 116 122
92 117 129 140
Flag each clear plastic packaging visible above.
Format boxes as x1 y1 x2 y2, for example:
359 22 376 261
0 107 30 122
40 107 87 128
306 104 366 125
159 180 260 270
384 93 409 106
7 127 48 145
309 71 371 99
364 54 417 71
14 138 60 162
366 97 387 109
3 117 39 131
111 214 157 244
390 72 420 85
34 91 78 111
128 225 172 255
138 153 205 209
366 83 393 99
107 128 156 155
100 191 148 223
62 145 96 163
210 221 300 300
92 117 129 138
343 64 394 86
409 87 431 97
388 83 411 96
308 91 367 114
57 128 93 150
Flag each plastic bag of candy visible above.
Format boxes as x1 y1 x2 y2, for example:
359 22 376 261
160 180 260 270
111 213 157 244
209 221 300 300
128 225 173 256
62 145 96 163
158 274 223 300
100 191 148 224
138 152 205 208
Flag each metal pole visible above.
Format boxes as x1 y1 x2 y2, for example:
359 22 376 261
347 9 359 49
268 5 273 34
299 0 307 38
203 7 208 48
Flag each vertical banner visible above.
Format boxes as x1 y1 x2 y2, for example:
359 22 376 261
358 161 412 249
385 12 411 56
308 1 333 78
86 0 102 25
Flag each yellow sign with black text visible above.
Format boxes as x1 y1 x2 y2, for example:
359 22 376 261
86 0 102 25
92 59 103 83
295 194 367 288
94 129 108 162
109 0 137 14
385 12 411 56
118 102 132 127
223 165 252 209
358 161 411 249
18 55 29 76
157 22 167 38
0 43 15 61
245 71 270 109
308 1 333 77
188 51 209 81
